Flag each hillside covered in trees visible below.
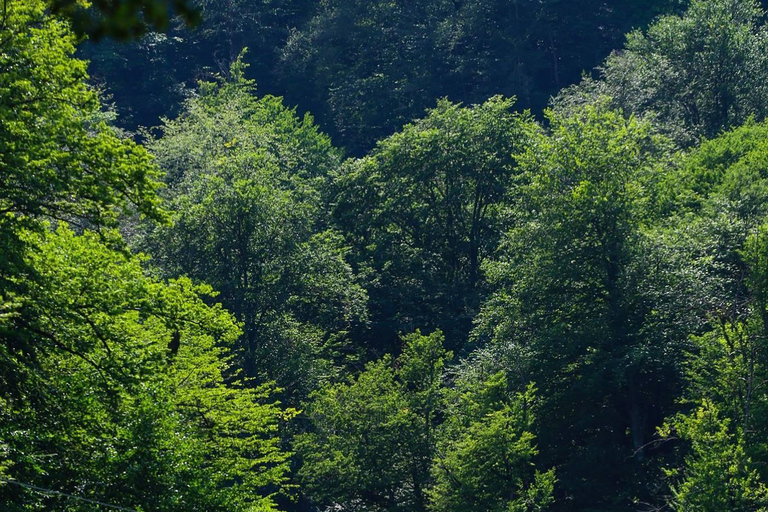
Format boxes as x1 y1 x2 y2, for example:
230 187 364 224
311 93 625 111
6 0 768 511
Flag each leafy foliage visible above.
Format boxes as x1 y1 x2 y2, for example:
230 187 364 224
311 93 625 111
1 227 292 511
83 0 680 153
662 402 768 512
558 0 768 147
332 97 536 351
50 0 201 39
297 330 450 512
142 58 367 399
431 376 555 512
299 330 554 512
279 0 680 153
475 104 684 509
12 1 768 511
0 4 292 509
0 0 165 398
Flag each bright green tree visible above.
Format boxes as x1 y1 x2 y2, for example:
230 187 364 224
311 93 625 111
638 120 768 511
0 0 165 398
0 3 293 509
1 227 293 511
661 402 768 512
430 374 555 512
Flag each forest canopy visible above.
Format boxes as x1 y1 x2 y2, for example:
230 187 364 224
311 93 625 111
5 0 768 511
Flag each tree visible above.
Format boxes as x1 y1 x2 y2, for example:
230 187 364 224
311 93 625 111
49 0 201 39
297 330 450 511
655 123 768 509
279 0 450 154
298 330 555 512
142 58 367 400
557 0 768 148
430 375 555 512
79 0 315 131
191 0 313 71
1 227 293 511
332 97 536 351
0 0 164 397
279 0 680 154
0 4 292 509
661 402 768 512
475 104 683 510
595 117 768 510
436 0 679 111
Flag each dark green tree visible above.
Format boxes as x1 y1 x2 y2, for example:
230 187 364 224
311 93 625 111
332 97 536 351
557 0 768 148
142 59 367 399
50 0 201 39
475 104 684 510
436 0 679 111
280 0 450 153
280 0 680 154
